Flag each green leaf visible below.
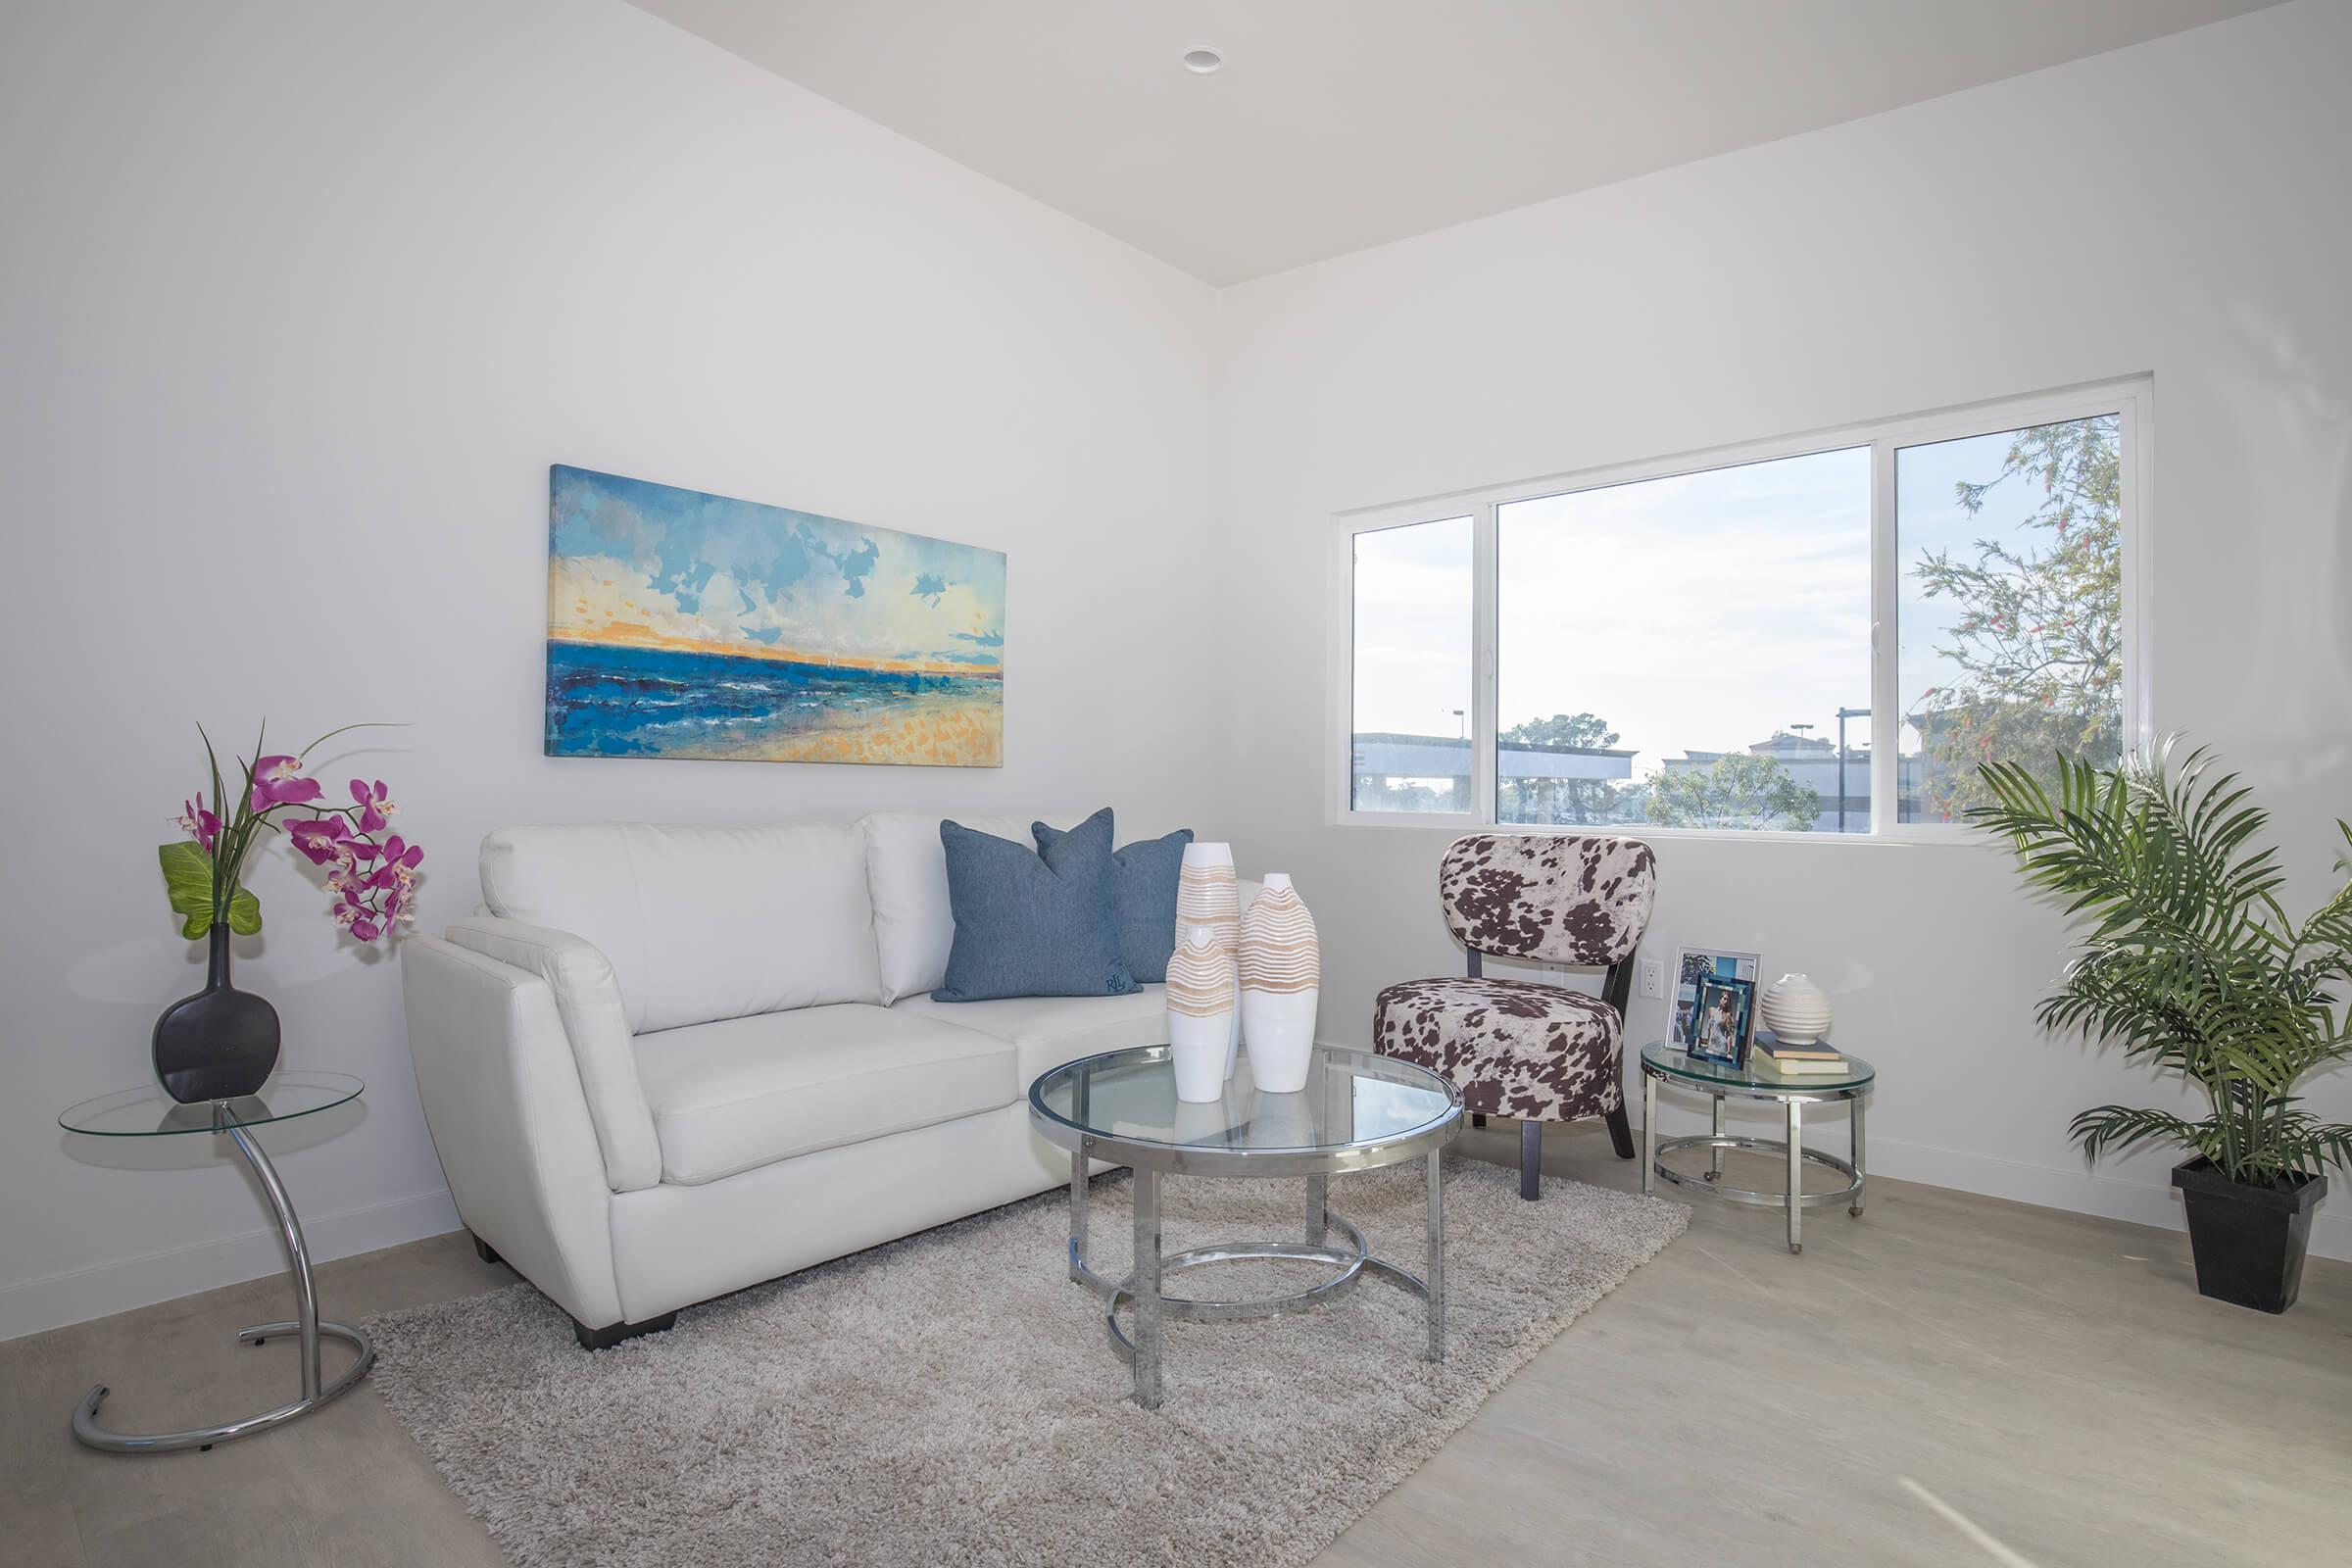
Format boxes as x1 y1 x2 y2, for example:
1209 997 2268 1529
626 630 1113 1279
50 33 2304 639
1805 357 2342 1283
226 886 263 935
159 841 215 937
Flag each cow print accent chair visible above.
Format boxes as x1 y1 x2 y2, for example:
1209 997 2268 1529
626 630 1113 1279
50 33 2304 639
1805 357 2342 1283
1375 833 1658 1200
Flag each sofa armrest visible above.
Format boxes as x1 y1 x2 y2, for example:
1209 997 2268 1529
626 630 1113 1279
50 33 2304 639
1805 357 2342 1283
443 916 662 1193
399 936 627 1328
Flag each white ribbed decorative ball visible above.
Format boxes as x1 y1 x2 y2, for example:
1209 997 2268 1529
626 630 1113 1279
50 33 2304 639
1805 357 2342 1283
1760 973 1833 1046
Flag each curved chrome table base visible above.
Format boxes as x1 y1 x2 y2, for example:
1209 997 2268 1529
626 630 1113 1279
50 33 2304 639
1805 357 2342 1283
74 1323 375 1453
71 1117 375 1453
1652 1136 1863 1212
1069 1211 1433 1367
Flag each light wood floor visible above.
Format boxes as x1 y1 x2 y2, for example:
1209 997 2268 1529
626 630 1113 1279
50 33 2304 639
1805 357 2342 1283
5 1123 2347 1567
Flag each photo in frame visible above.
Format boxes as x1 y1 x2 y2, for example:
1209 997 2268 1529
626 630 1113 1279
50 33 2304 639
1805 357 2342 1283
1671 947 1760 1053
1687 974 1757 1067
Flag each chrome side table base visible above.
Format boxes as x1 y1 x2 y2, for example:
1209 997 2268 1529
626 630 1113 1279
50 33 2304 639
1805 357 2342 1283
1066 1149 1446 1410
1643 1071 1868 1254
72 1116 375 1453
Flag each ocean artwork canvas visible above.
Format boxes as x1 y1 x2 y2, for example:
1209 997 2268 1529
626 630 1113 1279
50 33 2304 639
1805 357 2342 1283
545 466 1004 766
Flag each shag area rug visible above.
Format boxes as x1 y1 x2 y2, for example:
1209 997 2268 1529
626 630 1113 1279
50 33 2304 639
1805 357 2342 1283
370 1156 1687 1568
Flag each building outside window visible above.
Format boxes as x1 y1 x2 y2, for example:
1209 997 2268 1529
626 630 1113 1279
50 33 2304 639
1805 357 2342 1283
1337 383 2143 836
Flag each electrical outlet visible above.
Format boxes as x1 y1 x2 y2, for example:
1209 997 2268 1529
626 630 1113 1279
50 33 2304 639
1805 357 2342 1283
1639 957 1665 999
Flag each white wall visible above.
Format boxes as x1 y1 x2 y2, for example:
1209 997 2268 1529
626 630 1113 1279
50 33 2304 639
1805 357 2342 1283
1219 1 2352 1257
0 0 1222 1338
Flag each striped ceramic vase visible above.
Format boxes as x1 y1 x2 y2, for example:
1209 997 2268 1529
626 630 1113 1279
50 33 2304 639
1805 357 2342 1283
1175 842 1242 1078
1238 873 1319 1093
1165 924 1236 1102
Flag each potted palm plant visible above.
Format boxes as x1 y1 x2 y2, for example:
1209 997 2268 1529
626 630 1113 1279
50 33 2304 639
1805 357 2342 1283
1972 740 2350 1313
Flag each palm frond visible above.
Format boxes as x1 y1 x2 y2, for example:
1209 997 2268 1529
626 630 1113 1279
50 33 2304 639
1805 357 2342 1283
2069 1104 2205 1164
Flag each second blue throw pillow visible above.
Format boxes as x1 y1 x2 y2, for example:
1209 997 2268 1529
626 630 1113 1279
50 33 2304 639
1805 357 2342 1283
933 808 1140 1002
1033 817 1193 984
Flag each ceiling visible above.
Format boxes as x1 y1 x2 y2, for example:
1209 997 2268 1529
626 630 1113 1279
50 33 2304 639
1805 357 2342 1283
629 0 2282 285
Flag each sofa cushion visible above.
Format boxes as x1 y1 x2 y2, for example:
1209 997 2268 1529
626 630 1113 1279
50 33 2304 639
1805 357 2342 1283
630 1004 1014 1186
1033 820 1193 983
479 822 883 1033
862 810 1087 1004
892 984 1170 1087
935 808 1139 1002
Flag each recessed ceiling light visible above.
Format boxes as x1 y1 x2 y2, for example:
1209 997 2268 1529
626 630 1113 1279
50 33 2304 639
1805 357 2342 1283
1182 47 1223 75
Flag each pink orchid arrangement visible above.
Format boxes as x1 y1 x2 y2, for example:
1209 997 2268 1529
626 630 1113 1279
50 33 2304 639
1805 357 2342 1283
162 723 422 944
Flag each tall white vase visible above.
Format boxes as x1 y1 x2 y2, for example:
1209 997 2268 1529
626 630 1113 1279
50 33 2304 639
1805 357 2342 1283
1760 973 1833 1046
1177 842 1242 1079
1239 872 1319 1094
1165 924 1236 1102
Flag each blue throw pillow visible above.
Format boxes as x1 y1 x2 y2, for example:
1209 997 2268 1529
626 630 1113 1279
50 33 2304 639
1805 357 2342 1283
933 808 1140 1002
1034 817 1193 984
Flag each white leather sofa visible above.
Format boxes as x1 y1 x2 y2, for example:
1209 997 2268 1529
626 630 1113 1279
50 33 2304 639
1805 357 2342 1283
400 811 1248 1348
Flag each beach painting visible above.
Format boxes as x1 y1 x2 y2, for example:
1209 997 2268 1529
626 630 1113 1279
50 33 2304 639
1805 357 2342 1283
545 466 1004 766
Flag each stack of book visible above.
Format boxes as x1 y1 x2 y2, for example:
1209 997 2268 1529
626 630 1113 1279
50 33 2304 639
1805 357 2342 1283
1747 1032 1847 1077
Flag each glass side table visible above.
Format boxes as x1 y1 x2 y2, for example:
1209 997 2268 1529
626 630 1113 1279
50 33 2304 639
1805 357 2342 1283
1639 1043 1873 1254
58 1071 373 1452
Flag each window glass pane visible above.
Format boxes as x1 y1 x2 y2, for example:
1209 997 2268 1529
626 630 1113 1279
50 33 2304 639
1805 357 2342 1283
1496 449 1872 832
1351 516 1472 812
1896 415 2123 823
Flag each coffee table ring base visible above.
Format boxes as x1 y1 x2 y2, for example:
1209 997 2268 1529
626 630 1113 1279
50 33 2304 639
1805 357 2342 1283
1069 1211 1430 1366
1652 1134 1863 1212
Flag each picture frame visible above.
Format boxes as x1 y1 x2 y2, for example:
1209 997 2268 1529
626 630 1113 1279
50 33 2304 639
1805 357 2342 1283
1686 974 1756 1068
1670 946 1760 1052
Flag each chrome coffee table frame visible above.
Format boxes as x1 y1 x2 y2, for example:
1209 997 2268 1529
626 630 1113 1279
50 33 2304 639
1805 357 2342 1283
1028 1045 1462 1410
58 1073 376 1452
1640 1044 1873 1254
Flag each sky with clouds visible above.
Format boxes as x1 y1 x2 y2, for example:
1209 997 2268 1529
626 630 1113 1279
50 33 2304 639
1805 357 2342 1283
1354 422 2097 773
546 466 1004 668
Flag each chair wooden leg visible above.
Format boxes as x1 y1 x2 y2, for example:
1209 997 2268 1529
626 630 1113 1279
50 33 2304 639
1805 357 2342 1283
1520 1120 1543 1200
1603 1102 1636 1160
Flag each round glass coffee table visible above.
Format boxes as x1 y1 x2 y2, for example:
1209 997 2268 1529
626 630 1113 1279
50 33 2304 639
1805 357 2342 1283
1029 1044 1461 1409
58 1071 373 1452
1639 1043 1874 1254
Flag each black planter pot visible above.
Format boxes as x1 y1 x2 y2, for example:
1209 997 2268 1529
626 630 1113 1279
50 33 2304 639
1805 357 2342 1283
2171 1156 2326 1314
152 924 281 1103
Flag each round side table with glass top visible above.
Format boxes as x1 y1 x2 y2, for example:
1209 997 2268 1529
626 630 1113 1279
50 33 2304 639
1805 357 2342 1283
57 1070 374 1452
1639 1043 1873 1254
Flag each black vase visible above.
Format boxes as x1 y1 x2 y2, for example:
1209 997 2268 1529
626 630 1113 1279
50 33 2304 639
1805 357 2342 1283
152 923 281 1103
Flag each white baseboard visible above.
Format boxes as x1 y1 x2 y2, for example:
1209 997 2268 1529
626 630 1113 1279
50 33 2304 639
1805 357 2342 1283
12 1092 2343 1342
1840 1129 2349 1260
1350 1041 2352 1264
0 1186 462 1343
1631 1091 2349 1261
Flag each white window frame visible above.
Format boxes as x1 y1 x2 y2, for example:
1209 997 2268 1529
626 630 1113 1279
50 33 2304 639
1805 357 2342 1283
1329 377 2151 838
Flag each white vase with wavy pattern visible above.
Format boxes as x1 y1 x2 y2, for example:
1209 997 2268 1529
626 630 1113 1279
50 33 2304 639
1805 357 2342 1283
1165 924 1236 1102
1239 872 1319 1093
1177 842 1242 1079
1759 973 1833 1046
